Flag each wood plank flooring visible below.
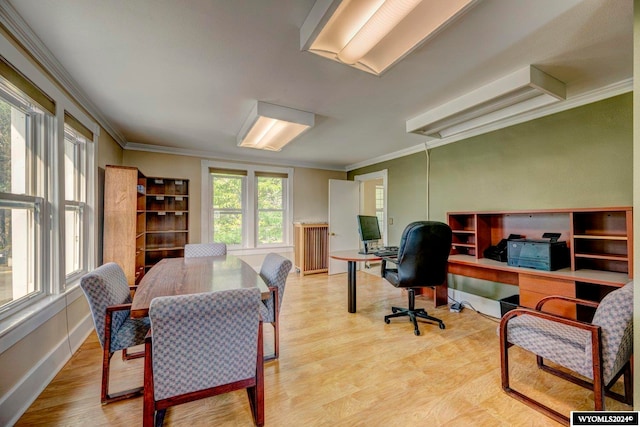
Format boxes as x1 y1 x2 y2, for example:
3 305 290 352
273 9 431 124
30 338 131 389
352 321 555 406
17 270 632 426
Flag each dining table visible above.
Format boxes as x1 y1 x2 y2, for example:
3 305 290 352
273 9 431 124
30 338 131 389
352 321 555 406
130 254 270 318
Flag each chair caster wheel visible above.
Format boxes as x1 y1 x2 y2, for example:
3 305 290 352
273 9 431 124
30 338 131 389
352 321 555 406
439 323 445 330
414 329 421 336
391 307 398 313
384 318 390 324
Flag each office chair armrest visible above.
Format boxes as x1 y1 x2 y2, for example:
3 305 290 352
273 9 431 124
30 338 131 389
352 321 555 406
380 256 398 277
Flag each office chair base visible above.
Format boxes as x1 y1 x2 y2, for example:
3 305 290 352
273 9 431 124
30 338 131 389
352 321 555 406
384 307 445 336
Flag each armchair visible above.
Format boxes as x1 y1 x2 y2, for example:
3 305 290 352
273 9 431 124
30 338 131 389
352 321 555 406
80 262 150 404
381 221 452 335
500 281 633 424
257 253 292 360
143 288 264 426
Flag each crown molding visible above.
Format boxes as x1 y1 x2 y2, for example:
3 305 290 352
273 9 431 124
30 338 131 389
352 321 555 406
124 142 346 172
0 1 127 148
346 78 632 171
346 143 427 171
423 78 632 150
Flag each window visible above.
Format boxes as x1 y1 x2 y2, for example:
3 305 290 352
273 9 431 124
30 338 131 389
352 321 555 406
205 162 292 250
211 170 245 245
0 77 48 313
375 185 384 229
0 55 96 322
256 173 286 245
63 119 88 279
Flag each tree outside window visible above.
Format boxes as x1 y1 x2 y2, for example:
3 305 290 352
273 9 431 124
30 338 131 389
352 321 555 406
257 176 284 244
208 164 292 249
211 173 243 245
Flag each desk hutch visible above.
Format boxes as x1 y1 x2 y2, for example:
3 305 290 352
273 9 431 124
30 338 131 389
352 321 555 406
447 207 632 320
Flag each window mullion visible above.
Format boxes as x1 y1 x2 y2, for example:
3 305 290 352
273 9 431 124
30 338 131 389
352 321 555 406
245 172 255 249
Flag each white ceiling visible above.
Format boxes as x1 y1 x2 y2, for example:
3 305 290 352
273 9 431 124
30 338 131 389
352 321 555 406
4 0 633 170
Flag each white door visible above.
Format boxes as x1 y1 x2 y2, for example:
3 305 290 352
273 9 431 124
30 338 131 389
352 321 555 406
328 179 360 275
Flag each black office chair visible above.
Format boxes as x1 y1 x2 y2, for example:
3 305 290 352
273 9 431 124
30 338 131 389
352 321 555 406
381 221 452 336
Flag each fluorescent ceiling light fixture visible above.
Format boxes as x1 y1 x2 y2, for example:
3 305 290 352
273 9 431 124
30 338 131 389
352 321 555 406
237 102 315 151
406 65 566 139
300 0 478 76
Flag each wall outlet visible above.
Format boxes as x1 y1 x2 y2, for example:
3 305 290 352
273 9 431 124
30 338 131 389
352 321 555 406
388 218 393 225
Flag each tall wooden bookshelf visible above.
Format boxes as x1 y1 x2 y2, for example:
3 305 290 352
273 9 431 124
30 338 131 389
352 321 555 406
103 165 189 285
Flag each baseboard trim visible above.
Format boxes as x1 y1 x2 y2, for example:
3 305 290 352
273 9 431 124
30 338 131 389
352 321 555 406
0 313 92 426
448 288 501 319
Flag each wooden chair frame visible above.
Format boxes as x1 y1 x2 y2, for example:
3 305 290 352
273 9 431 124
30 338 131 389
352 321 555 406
143 322 264 426
263 286 280 361
101 303 145 404
500 295 633 425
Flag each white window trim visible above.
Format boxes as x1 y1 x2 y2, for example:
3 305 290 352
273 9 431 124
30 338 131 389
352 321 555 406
201 160 294 251
0 31 99 344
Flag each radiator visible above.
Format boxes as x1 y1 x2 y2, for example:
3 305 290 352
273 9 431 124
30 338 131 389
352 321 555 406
294 223 328 276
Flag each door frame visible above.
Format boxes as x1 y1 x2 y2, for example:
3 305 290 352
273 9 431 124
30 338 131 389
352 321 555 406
353 169 388 246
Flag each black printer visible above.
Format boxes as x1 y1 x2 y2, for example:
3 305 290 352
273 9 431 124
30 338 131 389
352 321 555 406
507 233 570 271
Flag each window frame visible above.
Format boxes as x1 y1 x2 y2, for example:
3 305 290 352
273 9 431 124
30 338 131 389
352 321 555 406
0 41 97 338
210 171 246 247
202 160 293 252
62 125 88 282
255 174 287 247
0 84 51 318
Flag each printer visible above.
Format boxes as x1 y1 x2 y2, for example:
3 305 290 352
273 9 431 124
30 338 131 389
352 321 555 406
507 233 570 271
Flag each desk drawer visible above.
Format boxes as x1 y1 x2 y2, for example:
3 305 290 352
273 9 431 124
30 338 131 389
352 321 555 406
519 274 576 318
520 290 577 318
519 274 575 296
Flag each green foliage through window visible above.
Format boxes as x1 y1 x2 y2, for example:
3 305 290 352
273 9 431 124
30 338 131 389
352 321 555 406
212 174 243 245
211 173 287 246
257 177 283 244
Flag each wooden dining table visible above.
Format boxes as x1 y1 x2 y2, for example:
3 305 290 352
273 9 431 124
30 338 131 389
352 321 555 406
130 254 270 318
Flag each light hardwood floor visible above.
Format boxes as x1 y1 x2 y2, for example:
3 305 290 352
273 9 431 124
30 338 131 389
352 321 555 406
17 270 632 426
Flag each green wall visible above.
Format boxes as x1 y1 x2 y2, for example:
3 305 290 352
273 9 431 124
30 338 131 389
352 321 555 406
349 93 633 299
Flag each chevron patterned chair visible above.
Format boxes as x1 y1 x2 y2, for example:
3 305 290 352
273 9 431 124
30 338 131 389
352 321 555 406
184 242 227 257
80 262 150 404
143 288 264 427
257 253 292 361
499 281 633 425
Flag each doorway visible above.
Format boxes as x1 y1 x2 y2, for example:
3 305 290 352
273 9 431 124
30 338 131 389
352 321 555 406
354 170 388 246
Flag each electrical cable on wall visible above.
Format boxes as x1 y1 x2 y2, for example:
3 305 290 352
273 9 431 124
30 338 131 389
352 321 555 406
424 142 430 220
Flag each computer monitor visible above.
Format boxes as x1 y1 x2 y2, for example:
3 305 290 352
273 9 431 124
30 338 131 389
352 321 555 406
357 215 381 254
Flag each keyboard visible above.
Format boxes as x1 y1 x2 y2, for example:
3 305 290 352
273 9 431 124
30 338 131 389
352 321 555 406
374 249 398 257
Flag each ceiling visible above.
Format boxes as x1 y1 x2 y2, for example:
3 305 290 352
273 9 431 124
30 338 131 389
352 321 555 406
3 0 633 171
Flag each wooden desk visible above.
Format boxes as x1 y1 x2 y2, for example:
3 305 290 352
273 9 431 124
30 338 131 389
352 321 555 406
131 255 270 318
330 250 382 313
448 254 629 318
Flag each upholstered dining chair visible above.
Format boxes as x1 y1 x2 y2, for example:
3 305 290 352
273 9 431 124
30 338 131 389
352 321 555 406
143 288 264 427
184 242 227 257
500 281 634 425
381 221 452 336
258 253 292 361
80 262 150 404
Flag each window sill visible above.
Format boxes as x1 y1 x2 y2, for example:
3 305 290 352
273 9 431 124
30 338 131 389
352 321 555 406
228 245 294 256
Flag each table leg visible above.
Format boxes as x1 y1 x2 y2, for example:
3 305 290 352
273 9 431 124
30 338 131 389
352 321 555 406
348 261 356 313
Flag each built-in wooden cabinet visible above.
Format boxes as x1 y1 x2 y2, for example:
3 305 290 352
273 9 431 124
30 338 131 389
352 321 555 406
104 166 189 285
447 207 632 320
